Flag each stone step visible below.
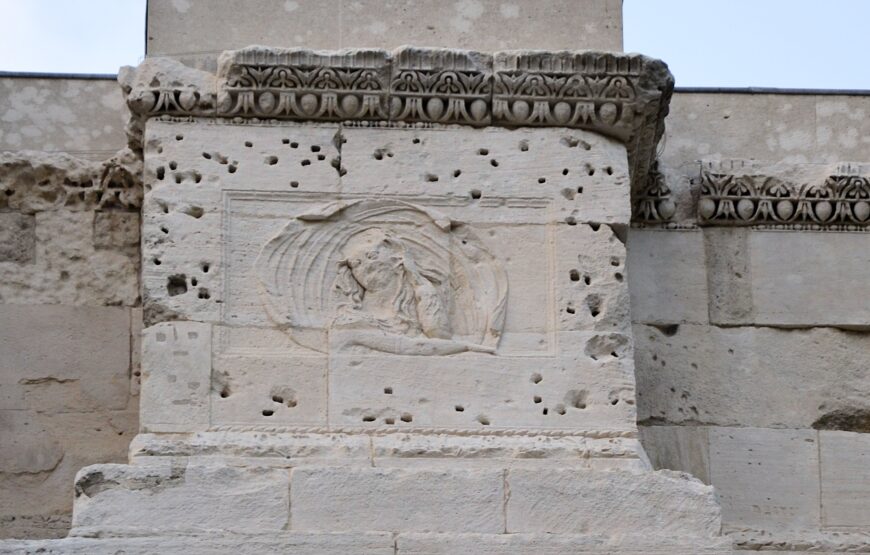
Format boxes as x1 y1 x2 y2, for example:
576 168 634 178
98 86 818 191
69 461 722 540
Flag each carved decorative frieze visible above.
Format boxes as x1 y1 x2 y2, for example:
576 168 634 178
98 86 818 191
216 48 390 121
390 47 492 126
632 160 675 223
699 161 870 228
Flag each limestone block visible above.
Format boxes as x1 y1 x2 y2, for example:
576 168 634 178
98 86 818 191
0 408 136 540
397 532 731 554
139 322 211 432
0 210 139 306
819 431 870 528
340 126 631 225
72 462 290 534
0 213 35 263
290 467 504 533
639 424 710 484
145 0 622 71
708 427 820 532
130 307 143 396
0 304 131 412
93 210 140 248
211 353 327 427
328 353 635 432
707 229 870 327
635 323 870 428
627 228 708 325
0 77 126 157
141 120 340 325
0 532 395 554
505 468 721 537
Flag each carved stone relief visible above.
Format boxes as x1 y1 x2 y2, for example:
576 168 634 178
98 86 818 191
698 161 870 229
256 199 507 355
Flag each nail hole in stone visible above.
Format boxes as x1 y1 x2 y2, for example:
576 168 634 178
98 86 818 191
160 226 169 234
556 405 566 415
262 410 274 416
470 189 482 200
385 418 395 425
282 138 290 144
156 167 165 180
169 161 177 170
220 387 230 398
566 305 576 314
490 159 499 167
588 167 595 176
615 272 623 281
384 387 393 394
290 142 299 148
477 414 490 425
538 177 546 184
301 159 311 166
245 141 253 148
533 395 542 404
477 148 489 155
201 263 210 273
455 405 464 412
531 373 542 384
519 140 529 152
412 138 421 144
202 152 211 159
542 407 549 415
400 413 413 423
317 154 325 161
606 166 613 175
272 395 284 403
228 165 237 173
577 186 584 194
311 145 321 152
183 206 204 218
589 222 601 231
562 168 569 175
197 288 210 299
566 216 577 225
175 134 183 141
569 269 580 282
153 258 162 265
611 257 620 266
362 415 375 422
266 156 278 165
290 181 299 188
425 173 439 182
454 169 462 178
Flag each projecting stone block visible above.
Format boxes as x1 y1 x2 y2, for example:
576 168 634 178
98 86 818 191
290 467 504 533
505 468 721 537
639 424 711 484
709 427 820 532
72 462 289 535
628 228 708 325
139 322 211 432
819 431 870 528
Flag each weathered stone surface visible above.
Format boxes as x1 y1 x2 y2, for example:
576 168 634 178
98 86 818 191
146 0 623 71
0 304 131 412
0 77 127 158
709 427 820 532
639 424 710 484
506 468 721 536
627 228 708 325
72 462 290 534
819 430 870 528
140 322 211 432
397 532 731 554
291 467 504 533
636 323 870 429
0 532 395 554
706 228 870 327
93 210 140 248
0 213 36 264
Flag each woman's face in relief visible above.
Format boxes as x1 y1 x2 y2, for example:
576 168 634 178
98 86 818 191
342 229 404 292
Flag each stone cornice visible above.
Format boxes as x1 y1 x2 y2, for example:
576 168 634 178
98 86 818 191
698 160 870 228
120 45 674 198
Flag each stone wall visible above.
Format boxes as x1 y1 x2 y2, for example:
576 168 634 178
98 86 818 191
634 91 870 544
0 76 139 539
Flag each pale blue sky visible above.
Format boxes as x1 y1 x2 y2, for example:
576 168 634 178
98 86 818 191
0 0 869 89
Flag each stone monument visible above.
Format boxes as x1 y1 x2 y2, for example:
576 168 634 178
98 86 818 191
2 46 728 553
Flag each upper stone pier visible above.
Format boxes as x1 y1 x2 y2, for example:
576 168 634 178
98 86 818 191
121 46 674 206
